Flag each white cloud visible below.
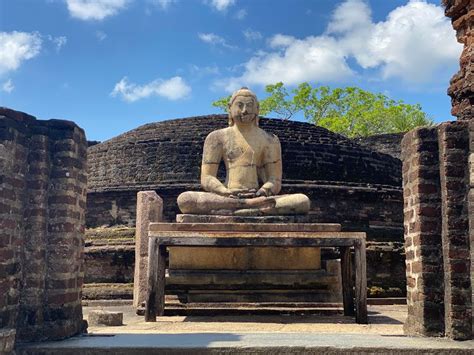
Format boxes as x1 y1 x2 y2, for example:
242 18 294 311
111 76 191 102
0 31 42 75
96 31 107 41
66 0 130 21
361 0 460 82
268 34 296 48
198 32 235 49
150 0 177 10
217 0 461 91
206 0 235 12
217 35 354 92
235 8 246 20
48 35 67 52
2 79 14 93
243 29 262 41
190 64 220 76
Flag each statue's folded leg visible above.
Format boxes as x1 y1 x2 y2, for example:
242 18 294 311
177 191 244 215
261 193 310 215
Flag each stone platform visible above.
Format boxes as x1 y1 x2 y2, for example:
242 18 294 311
156 220 343 304
16 304 474 355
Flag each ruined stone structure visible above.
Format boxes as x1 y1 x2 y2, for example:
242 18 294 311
354 132 405 160
86 115 405 298
0 108 87 350
400 1 473 341
445 0 474 122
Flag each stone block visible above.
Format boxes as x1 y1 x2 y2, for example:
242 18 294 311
0 328 16 354
88 310 123 326
133 191 163 308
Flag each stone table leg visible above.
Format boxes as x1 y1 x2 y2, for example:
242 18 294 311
145 238 166 322
354 239 368 324
340 246 355 316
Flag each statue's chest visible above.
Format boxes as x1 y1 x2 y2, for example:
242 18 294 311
224 139 263 163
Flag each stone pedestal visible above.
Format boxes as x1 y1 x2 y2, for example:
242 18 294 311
171 214 328 270
167 214 341 303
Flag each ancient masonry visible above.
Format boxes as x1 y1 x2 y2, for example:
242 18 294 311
0 108 87 350
400 1 473 341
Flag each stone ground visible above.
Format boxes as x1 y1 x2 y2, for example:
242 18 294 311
17 304 474 354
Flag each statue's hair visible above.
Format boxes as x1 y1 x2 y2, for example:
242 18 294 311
228 87 260 126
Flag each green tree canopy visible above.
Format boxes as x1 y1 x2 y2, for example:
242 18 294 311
212 82 433 138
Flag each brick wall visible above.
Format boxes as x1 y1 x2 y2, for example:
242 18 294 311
87 115 401 192
401 122 472 340
0 108 87 344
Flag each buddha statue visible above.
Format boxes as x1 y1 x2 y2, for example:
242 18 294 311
177 87 310 216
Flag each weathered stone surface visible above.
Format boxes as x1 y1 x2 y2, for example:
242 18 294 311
353 132 405 160
133 191 163 308
177 88 310 216
402 127 444 337
402 121 473 340
0 107 87 344
0 328 16 354
88 310 123 326
444 0 474 122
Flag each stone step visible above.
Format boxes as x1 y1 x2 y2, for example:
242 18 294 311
16 333 474 354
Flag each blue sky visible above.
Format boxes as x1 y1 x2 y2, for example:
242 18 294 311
0 0 463 141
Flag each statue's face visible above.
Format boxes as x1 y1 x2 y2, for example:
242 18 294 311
229 95 258 125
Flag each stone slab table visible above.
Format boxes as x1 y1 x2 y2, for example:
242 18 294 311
145 223 367 324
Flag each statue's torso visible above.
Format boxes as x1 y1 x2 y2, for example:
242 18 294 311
219 127 275 190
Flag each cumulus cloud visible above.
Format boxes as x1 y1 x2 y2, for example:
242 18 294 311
2 79 14 93
111 76 191 102
243 29 262 41
198 32 235 49
66 0 130 21
206 0 235 12
217 0 461 91
0 31 42 75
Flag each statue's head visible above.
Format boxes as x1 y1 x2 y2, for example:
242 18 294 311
228 87 259 126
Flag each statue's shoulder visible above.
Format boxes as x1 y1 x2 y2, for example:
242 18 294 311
204 127 229 143
258 127 280 144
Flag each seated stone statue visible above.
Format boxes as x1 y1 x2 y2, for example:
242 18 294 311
178 87 310 216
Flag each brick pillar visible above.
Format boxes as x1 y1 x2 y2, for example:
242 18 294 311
439 121 472 340
401 127 444 336
0 108 87 344
133 191 163 309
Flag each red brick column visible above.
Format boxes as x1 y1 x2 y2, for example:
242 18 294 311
438 122 472 340
0 108 87 344
401 127 444 337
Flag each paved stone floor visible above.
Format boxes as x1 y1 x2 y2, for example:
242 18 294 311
84 304 407 335
17 304 474 354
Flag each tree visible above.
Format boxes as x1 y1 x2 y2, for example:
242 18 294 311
212 82 433 138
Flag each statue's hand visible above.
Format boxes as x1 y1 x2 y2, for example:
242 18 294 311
256 186 272 197
215 187 233 197
229 188 257 199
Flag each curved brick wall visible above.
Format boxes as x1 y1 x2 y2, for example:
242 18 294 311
87 115 401 192
0 108 87 344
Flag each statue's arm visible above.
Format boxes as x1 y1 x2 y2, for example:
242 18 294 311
200 132 231 196
257 135 282 196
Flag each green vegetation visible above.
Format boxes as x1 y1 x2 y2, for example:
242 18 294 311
212 82 433 138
